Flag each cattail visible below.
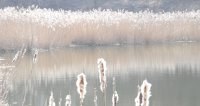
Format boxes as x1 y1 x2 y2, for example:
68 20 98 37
112 77 119 106
135 80 152 106
65 95 71 106
135 86 143 106
49 92 55 106
33 49 38 63
112 91 119 106
12 51 20 62
141 80 152 106
97 58 107 92
76 73 87 105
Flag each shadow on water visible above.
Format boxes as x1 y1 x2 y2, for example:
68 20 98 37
1 43 200 106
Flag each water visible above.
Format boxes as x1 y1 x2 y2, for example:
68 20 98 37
1 43 200 106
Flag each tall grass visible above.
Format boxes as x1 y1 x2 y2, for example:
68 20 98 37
0 7 200 49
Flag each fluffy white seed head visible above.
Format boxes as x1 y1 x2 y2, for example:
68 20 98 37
76 73 87 100
141 80 152 106
135 80 152 106
97 58 107 92
112 91 119 106
65 95 71 106
49 92 55 106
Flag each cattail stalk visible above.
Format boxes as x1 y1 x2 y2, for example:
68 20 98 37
97 58 107 92
65 95 71 106
112 91 119 106
135 80 152 106
49 92 55 106
135 86 143 106
112 77 119 106
76 73 87 106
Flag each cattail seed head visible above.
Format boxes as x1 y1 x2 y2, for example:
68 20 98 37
49 92 55 106
65 95 71 106
76 73 87 101
135 80 152 106
97 58 107 92
112 91 119 106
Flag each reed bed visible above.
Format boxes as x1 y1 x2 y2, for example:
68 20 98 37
0 7 200 49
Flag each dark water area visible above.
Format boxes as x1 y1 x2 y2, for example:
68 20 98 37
1 43 200 106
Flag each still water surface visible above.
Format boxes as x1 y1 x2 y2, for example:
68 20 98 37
1 43 200 106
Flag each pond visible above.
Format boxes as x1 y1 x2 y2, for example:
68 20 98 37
1 43 200 106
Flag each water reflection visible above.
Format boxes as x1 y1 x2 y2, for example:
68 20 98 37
2 43 200 106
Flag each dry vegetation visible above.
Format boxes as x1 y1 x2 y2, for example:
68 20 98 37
0 69 11 106
0 7 200 49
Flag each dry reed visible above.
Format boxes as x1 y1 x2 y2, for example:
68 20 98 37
1 7 200 49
